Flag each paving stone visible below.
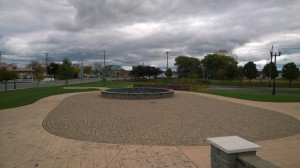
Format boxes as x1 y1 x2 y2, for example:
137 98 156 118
42 92 300 146
0 91 299 168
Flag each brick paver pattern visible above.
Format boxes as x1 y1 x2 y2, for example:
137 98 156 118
43 92 300 146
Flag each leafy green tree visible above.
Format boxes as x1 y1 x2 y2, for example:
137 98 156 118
236 66 244 83
47 62 59 79
130 65 146 78
84 66 93 75
282 62 299 87
216 69 226 84
174 56 201 78
0 67 15 91
150 66 162 80
27 61 45 87
165 68 173 79
226 64 237 83
72 66 81 78
58 58 73 84
165 68 173 83
243 61 258 84
144 66 153 78
201 53 237 79
214 49 238 59
130 65 162 80
262 62 278 79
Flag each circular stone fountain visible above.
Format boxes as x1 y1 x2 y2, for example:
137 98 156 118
101 87 174 99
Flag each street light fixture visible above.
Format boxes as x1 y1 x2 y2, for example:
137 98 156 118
269 45 281 95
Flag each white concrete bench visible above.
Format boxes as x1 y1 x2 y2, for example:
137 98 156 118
207 136 279 168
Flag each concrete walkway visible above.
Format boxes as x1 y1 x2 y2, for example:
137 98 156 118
0 91 299 168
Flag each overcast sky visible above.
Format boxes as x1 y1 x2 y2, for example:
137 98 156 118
1 0 299 70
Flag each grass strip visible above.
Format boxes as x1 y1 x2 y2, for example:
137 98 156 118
1 80 299 110
0 81 133 110
0 86 98 109
194 89 300 102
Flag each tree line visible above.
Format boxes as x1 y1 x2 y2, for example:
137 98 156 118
1 51 299 91
129 65 163 80
0 58 85 91
172 50 299 86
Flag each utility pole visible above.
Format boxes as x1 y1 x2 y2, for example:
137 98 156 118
269 45 281 95
103 50 106 67
80 57 83 79
166 51 169 69
99 54 102 80
0 51 2 64
44 52 49 67
44 52 49 77
103 50 106 85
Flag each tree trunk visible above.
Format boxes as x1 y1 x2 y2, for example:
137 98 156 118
4 81 7 92
65 80 68 84
260 78 262 85
248 79 251 85
289 79 292 87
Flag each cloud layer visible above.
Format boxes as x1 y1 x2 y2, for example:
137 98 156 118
1 0 299 69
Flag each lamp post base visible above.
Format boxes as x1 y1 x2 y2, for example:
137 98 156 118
272 79 276 95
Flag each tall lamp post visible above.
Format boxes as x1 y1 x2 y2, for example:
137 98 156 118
12 65 17 89
268 53 273 87
50 66 53 82
269 46 281 95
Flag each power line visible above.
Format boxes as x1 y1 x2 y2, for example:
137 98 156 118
1 46 298 55
1 47 299 67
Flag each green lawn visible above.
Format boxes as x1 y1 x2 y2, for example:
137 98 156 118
0 86 97 110
68 80 133 88
194 89 300 102
0 81 133 110
1 80 299 110
138 78 300 88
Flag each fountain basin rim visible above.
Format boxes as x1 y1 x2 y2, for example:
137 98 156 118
101 87 174 99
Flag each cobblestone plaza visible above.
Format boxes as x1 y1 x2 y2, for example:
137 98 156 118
43 92 300 146
1 91 300 167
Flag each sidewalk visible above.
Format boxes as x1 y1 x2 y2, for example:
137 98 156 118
0 91 299 168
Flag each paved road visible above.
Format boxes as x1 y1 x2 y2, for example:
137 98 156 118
0 78 115 91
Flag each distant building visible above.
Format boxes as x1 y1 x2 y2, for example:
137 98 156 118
0 63 34 79
0 62 12 70
105 65 130 78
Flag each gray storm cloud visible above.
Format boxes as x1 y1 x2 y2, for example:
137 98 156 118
0 0 299 68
